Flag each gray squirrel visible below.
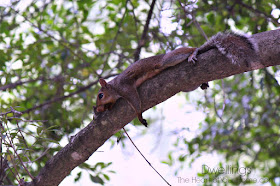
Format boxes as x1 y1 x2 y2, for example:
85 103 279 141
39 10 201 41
94 32 258 127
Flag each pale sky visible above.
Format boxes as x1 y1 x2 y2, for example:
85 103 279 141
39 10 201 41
61 93 222 186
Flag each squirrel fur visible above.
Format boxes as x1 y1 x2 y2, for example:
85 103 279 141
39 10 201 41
188 32 258 65
188 32 258 89
94 32 258 127
94 47 196 127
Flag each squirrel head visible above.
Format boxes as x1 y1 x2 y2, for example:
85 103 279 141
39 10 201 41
95 78 120 112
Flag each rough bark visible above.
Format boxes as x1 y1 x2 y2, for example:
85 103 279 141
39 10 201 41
25 29 280 186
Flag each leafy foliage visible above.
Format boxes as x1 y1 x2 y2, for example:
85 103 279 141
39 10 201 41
0 0 279 185
162 0 280 185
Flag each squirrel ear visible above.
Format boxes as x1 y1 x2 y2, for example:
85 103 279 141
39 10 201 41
99 78 107 88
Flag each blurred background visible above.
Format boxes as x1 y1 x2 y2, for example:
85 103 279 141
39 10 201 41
0 0 280 185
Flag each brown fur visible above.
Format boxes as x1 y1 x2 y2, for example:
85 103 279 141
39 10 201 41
95 32 258 127
95 47 196 127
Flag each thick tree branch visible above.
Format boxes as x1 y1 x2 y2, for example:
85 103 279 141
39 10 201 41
25 29 280 186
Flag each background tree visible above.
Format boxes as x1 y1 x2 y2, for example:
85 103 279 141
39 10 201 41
0 0 279 185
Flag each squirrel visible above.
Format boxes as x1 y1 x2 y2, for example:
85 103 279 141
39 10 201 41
94 47 196 127
94 32 258 127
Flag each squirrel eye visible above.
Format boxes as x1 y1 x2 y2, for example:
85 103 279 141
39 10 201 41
98 93 104 99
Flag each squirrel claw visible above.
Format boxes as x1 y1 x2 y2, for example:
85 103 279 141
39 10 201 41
200 83 209 90
188 55 197 65
141 119 148 127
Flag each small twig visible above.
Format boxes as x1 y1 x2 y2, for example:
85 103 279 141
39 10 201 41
0 107 22 116
0 77 45 91
192 16 208 41
3 113 34 180
0 111 12 116
9 107 22 116
123 127 171 186
178 0 208 41
21 73 118 114
133 0 157 61
15 120 29 150
127 0 140 40
213 95 226 126
107 0 129 54
5 161 20 184
236 0 280 26
17 119 48 122
150 108 164 153
0 122 3 183
10 8 100 78
102 0 129 72
30 147 51 163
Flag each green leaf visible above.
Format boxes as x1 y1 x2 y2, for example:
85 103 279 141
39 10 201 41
103 174 110 181
74 172 82 182
36 127 43 135
89 174 104 185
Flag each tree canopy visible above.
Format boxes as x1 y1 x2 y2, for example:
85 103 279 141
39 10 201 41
0 0 280 185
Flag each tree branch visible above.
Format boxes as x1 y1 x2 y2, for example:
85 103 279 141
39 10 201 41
21 73 119 114
133 0 157 61
236 0 280 26
24 29 280 186
0 77 47 91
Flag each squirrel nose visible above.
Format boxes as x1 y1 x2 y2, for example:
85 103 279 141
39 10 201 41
96 106 105 112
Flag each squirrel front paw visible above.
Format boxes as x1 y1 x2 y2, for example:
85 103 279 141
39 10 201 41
141 119 148 127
